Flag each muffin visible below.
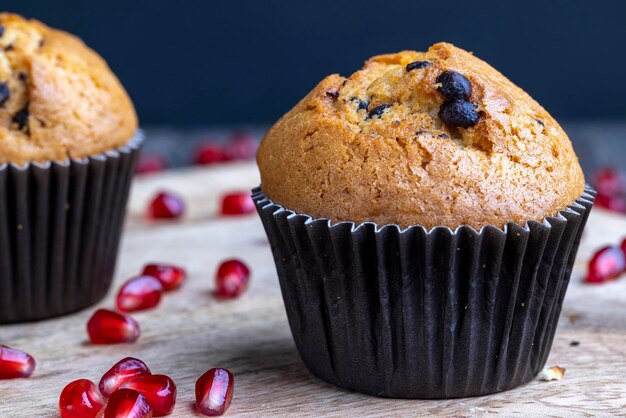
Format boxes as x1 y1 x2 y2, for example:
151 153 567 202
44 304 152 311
0 13 141 323
254 42 594 398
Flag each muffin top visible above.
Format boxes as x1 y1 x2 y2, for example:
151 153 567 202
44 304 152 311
257 42 585 230
0 13 137 166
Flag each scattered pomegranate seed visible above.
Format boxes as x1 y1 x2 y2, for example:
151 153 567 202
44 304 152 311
147 191 185 220
103 388 152 418
120 374 176 417
586 246 626 284
59 379 105 418
0 345 35 379
220 192 255 216
87 309 141 345
116 275 164 312
142 263 187 291
99 357 152 398
196 143 228 165
195 368 234 417
136 154 167 175
223 132 258 160
621 238 626 258
215 259 250 299
595 192 626 214
594 168 626 196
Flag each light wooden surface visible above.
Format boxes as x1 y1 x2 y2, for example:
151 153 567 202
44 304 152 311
1 162 625 417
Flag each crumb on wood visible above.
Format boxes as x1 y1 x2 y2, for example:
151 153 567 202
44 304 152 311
565 312 582 324
539 365 566 381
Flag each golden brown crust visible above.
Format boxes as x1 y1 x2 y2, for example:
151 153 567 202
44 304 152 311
0 13 137 165
257 42 585 230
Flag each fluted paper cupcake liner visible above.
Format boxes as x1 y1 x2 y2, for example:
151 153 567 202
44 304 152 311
0 132 143 323
253 185 595 398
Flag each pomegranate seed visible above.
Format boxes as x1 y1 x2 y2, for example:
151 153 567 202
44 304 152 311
215 259 250 299
120 374 176 417
220 192 255 216
223 132 258 161
103 388 152 418
136 155 166 175
142 263 187 291
195 368 234 417
116 275 164 312
586 246 626 284
99 357 152 398
59 379 105 418
147 191 185 219
196 143 228 165
87 309 140 345
0 345 35 379
594 168 626 196
621 238 626 258
595 192 626 214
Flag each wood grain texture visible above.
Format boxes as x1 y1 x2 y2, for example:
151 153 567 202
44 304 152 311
1 162 625 417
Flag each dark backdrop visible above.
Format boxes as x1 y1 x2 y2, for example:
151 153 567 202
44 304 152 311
4 0 626 125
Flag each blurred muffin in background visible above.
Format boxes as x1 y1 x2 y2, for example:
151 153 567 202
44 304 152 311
0 13 142 323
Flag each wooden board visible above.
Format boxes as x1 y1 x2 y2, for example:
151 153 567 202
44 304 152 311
1 161 625 417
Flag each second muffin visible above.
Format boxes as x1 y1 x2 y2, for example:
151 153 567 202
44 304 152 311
0 14 140 323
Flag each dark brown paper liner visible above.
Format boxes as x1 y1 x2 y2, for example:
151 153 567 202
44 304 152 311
0 132 143 323
253 185 595 398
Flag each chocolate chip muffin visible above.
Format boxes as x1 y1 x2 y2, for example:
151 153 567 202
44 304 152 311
257 42 584 230
254 43 594 398
0 13 137 165
0 13 142 323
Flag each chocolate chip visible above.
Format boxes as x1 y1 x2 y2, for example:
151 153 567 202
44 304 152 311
436 70 472 100
349 97 369 111
439 100 481 128
13 107 29 130
326 90 339 99
4 44 13 52
367 104 392 119
18 72 27 82
570 341 580 347
0 83 9 107
406 61 432 71
0 26 4 37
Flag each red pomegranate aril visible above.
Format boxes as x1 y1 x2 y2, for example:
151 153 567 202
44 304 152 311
99 357 152 398
120 374 176 417
59 379 105 418
87 309 140 345
220 192 255 216
621 238 626 258
215 259 250 299
586 246 626 284
594 168 626 196
195 368 234 416
196 143 228 165
142 263 187 291
595 192 626 214
136 154 166 175
148 191 185 219
117 275 164 312
223 132 258 161
103 388 152 418
0 345 35 379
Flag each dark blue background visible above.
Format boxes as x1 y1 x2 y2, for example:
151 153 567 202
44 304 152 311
4 1 625 125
